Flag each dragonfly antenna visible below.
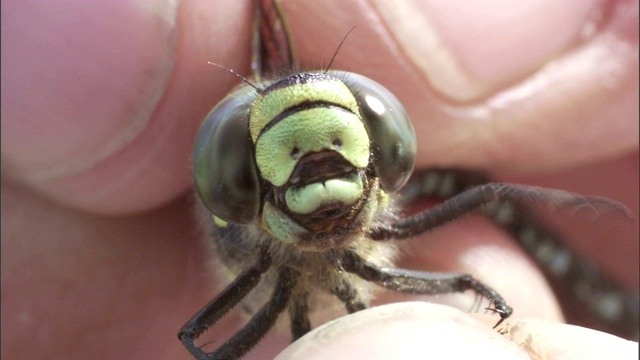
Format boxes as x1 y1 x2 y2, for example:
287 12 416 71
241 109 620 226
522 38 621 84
208 62 262 92
325 26 356 72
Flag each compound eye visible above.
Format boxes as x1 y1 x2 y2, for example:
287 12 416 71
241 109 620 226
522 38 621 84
193 86 261 224
335 71 417 193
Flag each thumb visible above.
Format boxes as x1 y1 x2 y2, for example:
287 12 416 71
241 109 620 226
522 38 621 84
1 0 250 214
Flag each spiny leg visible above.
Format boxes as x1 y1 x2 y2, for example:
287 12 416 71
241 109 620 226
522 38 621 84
289 278 368 342
340 251 512 326
400 168 638 338
288 291 311 341
181 266 299 360
331 278 367 314
494 200 639 338
179 250 272 358
215 267 299 360
371 181 630 240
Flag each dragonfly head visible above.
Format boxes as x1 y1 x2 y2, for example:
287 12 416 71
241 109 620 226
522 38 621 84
193 71 416 248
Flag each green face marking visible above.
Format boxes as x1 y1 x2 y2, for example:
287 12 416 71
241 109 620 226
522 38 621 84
261 202 308 243
249 78 359 141
254 107 370 186
249 75 372 216
285 173 364 214
212 215 228 228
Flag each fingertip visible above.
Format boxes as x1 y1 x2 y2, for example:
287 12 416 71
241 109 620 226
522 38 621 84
406 216 565 323
277 303 528 360
284 0 638 174
502 319 639 359
2 0 181 212
2 0 252 214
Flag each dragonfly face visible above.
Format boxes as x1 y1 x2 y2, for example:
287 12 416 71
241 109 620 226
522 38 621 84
194 70 416 249
179 1 638 359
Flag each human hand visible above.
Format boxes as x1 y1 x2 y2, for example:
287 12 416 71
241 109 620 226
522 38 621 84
2 1 637 360
276 302 639 360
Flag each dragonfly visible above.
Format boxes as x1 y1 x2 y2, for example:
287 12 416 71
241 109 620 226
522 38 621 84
179 1 638 359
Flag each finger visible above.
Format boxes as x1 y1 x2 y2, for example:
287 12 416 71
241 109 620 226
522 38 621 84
285 0 638 173
394 155 638 333
389 214 564 323
501 318 639 359
504 153 639 291
0 181 211 360
1 0 252 214
276 303 529 360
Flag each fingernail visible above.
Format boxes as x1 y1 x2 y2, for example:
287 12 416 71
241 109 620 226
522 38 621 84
370 0 604 100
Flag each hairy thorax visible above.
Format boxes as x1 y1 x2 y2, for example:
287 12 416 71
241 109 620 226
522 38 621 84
198 193 399 324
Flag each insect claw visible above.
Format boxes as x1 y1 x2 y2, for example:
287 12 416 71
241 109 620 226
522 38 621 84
492 316 507 329
484 302 513 329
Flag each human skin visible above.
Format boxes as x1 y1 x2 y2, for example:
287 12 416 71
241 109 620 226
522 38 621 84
1 1 638 360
